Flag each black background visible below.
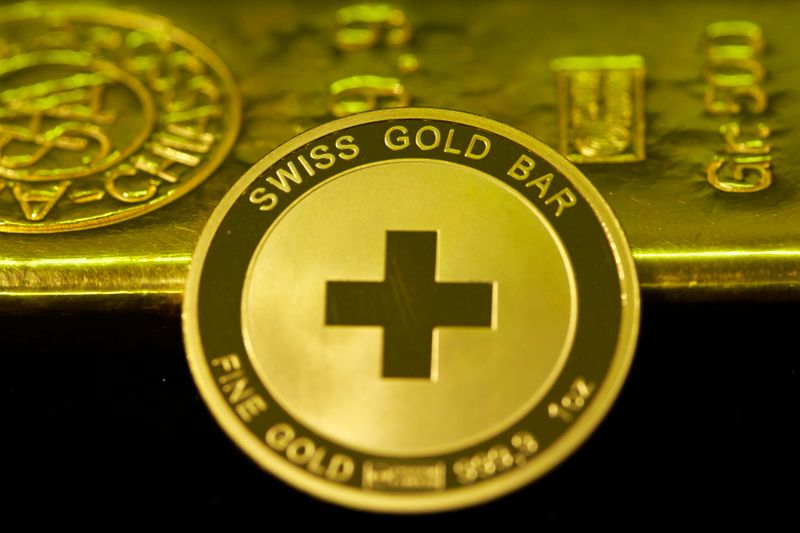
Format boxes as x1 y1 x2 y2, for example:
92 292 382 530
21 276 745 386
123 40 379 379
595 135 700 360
6 300 798 526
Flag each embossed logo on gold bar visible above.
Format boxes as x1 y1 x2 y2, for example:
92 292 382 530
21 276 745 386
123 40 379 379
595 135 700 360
702 21 773 193
0 3 240 233
551 55 645 164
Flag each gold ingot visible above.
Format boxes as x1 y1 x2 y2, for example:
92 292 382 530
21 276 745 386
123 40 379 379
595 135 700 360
2 1 799 311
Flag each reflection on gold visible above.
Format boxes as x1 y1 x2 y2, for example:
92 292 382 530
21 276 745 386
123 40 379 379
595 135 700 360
0 254 189 267
0 254 189 300
635 249 800 295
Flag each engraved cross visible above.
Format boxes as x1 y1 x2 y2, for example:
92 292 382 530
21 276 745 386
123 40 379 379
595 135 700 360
326 231 494 379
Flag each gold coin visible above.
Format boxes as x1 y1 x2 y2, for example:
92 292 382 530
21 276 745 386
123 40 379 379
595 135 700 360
183 108 639 512
0 3 240 233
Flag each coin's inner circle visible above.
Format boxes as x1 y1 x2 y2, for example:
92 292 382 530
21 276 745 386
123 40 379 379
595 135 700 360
242 159 577 457
0 51 154 182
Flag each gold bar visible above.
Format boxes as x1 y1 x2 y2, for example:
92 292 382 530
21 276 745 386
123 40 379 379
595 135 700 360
2 0 800 312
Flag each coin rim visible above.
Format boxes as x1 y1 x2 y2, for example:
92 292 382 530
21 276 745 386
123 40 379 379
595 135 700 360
183 107 640 513
0 2 242 233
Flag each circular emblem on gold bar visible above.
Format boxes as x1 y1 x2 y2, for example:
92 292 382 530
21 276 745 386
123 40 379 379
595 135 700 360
0 3 240 232
183 108 639 512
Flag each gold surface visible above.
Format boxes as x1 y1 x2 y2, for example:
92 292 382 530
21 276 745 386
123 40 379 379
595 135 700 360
0 3 241 232
2 0 800 309
242 159 576 457
183 108 640 512
552 55 646 164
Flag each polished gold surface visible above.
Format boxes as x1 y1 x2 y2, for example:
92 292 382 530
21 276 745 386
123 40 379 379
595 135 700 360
0 3 241 232
183 108 640 512
2 0 800 310
243 160 576 457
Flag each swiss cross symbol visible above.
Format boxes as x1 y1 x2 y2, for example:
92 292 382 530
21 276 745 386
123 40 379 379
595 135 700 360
326 231 494 379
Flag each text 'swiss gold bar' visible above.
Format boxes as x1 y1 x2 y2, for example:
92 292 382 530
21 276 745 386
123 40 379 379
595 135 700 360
1 0 800 309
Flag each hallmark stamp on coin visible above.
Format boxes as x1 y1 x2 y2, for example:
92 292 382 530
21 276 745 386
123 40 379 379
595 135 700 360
551 55 646 164
362 461 446 491
0 3 240 233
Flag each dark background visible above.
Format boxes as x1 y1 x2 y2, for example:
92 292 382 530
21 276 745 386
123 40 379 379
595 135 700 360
6 300 799 526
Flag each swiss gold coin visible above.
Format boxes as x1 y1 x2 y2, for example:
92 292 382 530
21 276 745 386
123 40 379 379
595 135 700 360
0 3 240 232
183 108 639 512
